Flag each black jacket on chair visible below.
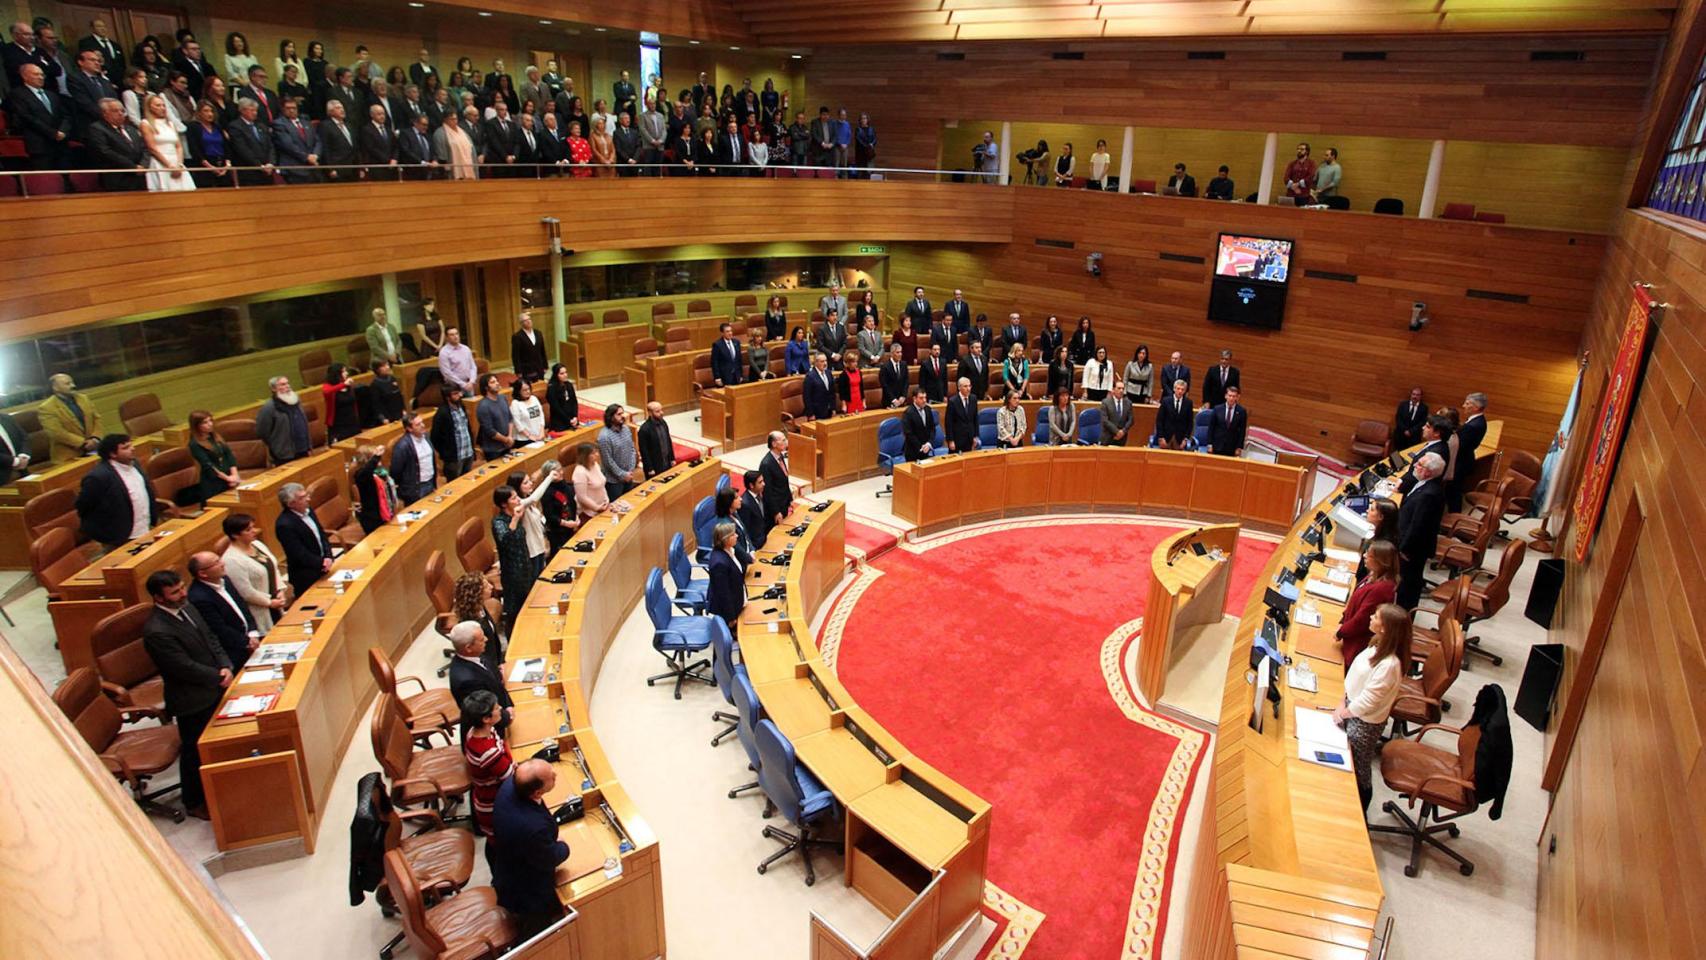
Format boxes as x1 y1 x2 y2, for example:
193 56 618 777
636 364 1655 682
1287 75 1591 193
141 604 232 720
76 460 160 546
188 578 259 669
276 508 334 596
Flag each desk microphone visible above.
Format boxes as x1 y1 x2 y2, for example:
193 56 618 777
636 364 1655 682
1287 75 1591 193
1166 526 1205 566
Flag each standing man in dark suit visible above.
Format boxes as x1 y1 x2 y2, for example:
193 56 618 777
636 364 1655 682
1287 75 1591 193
357 103 397 179
5 64 72 180
878 342 909 409
0 411 30 484
239 65 280 125
272 96 321 183
802 352 836 420
967 313 995 358
738 470 771 547
317 98 357 181
929 311 958 368
483 100 518 174
1207 385 1248 457
945 377 979 454
226 98 276 186
1100 379 1134 446
1392 386 1428 450
513 113 541 176
4 21 53 90
612 110 642 174
919 343 949 403
491 760 570 940
901 387 938 462
1202 349 1241 408
1395 452 1448 609
510 310 549 383
637 402 679 478
1001 312 1028 355
83 98 145 191
903 286 933 332
389 412 438 504
1159 351 1191 396
943 289 973 339
186 551 258 669
141 570 232 820
66 47 117 133
324 68 360 123
75 434 159 547
815 308 848 361
408 48 437 89
397 113 436 177
170 38 215 95
759 431 793 527
1399 416 1454 496
959 340 991 400
449 620 512 735
710 322 744 388
1452 392 1490 511
77 17 125 85
274 481 333 596
1155 378 1195 449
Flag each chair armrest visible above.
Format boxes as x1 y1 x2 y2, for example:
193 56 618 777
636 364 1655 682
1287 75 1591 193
434 612 457 637
391 775 447 800
1392 693 1442 715
1406 773 1476 809
99 679 130 701
1410 722 1462 743
397 807 445 829
119 705 166 723
396 674 429 695
441 939 501 960
101 749 141 789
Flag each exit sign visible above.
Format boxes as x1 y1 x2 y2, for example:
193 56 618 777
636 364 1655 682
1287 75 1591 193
858 245 887 254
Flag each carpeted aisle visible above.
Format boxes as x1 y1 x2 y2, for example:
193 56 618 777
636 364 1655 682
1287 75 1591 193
828 520 1275 959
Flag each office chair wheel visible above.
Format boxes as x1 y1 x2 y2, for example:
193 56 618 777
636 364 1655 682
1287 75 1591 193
1382 801 1397 815
1404 864 1418 879
1489 655 1504 667
1460 863 1474 876
1446 824 1460 838
756 864 767 875
805 874 815 886
172 810 186 824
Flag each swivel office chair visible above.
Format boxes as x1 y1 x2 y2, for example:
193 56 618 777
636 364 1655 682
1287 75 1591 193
667 532 709 615
728 671 764 799
643 569 716 699
709 616 743 747
754 718 843 886
875 417 905 498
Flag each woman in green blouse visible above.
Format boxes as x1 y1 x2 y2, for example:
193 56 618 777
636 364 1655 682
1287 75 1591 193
186 409 240 505
1002 350 1031 399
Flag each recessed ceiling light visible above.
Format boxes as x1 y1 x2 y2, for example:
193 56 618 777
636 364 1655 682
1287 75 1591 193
730 45 741 50
477 10 492 16
688 39 700 45
594 27 607 32
791 54 802 59
407 1 423 6
539 19 552 24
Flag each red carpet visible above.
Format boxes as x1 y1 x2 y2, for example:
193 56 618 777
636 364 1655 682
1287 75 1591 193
827 520 1276 959
844 517 901 561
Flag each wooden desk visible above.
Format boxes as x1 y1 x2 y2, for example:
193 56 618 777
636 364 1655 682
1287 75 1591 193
622 352 699 413
1139 523 1239 705
573 323 650 385
720 376 797 450
197 431 596 853
738 501 993 957
893 447 1305 535
653 313 727 351
204 448 349 559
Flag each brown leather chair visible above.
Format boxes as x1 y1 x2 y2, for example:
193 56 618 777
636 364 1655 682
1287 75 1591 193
1389 619 1464 737
308 476 365 547
369 778 474 915
52 667 183 822
730 318 748 338
13 409 51 465
1026 366 1048 400
1465 450 1540 537
568 311 595 328
24 486 81 542
651 302 676 321
370 694 470 812
455 516 502 595
1432 507 1497 583
1369 703 1495 877
347 336 373 373
778 378 806 429
734 294 758 312
423 550 458 678
382 848 516 960
369 649 456 740
30 527 91 600
1349 419 1390 465
632 337 660 360
663 326 693 354
1427 540 1525 668
299 348 333 387
215 417 259 443
686 298 713 316
1412 575 1470 664
602 308 630 326
229 438 269 471
89 602 167 713
144 446 201 515
305 404 329 449
689 353 716 400
119 393 170 436
1440 202 1477 221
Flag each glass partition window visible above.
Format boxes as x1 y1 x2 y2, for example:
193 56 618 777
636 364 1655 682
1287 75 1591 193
559 255 885 305
1646 53 1706 221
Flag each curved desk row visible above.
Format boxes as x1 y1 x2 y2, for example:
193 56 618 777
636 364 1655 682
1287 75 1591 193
892 446 1307 535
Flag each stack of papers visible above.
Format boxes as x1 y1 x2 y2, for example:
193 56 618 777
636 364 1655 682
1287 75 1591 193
1295 707 1352 771
250 641 309 665
218 693 278 718
1305 579 1350 604
236 665 284 684
397 510 428 523
1324 547 1360 565
509 658 547 684
1325 567 1354 586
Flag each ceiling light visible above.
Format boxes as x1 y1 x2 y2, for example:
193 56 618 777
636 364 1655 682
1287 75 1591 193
730 45 741 50
791 54 802 59
478 10 493 16
539 19 553 24
688 39 700 45
407 1 423 6
594 27 607 32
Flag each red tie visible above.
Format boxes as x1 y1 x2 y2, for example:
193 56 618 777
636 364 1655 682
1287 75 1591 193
296 121 307 142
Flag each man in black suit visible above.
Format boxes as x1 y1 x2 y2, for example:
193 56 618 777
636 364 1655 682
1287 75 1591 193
75 433 159 547
0 411 30 484
448 621 512 736
903 287 933 330
1001 312 1028 354
238 65 281 126
1399 416 1454 496
901 387 938 462
958 340 991 400
535 113 565 170
397 112 435 176
967 313 994 358
363 79 399 133
1392 386 1428 450
802 351 836 420
1207 385 1248 457
5 64 72 177
1166 162 1197 197
4 22 52 89
170 39 215 96
317 99 357 180
491 760 570 940
929 312 958 368
815 309 848 360
272 96 321 183
738 470 771 547
715 118 743 174
945 377 979 454
1203 349 1241 408
637 402 679 478
275 481 333 596
1452 392 1490 511
77 17 125 86
83 99 145 190
389 412 438 504
710 322 744 388
141 570 232 819
943 289 973 338
513 113 541 177
509 310 549 382
613 110 642 175
65 47 115 134
759 431 792 526
408 48 437 89
325 68 360 123
1159 351 1191 395
1155 378 1195 449
919 343 949 403
357 103 397 180
1396 452 1448 609
483 100 518 175
226 98 276 186
878 342 909 409
186 551 259 669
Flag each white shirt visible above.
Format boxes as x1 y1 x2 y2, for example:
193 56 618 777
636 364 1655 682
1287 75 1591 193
510 396 545 442
1084 358 1114 391
1344 647 1403 723
407 434 433 482
115 461 152 540
200 575 246 621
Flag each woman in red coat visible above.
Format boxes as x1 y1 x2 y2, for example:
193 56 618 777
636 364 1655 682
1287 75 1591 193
1336 540 1398 669
460 689 514 848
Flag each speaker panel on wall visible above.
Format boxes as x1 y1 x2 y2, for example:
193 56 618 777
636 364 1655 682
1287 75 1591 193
1524 557 1565 628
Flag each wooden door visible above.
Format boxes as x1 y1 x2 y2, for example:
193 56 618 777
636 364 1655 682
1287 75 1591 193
56 5 119 44
557 52 589 104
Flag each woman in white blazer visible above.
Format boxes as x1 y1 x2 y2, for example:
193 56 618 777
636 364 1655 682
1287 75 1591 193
221 512 289 631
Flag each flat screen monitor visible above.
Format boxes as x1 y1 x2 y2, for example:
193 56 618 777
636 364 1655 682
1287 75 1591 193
1214 234 1294 284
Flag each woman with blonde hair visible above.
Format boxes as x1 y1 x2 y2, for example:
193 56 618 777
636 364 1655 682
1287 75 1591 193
1333 602 1411 812
589 115 616 177
140 94 193 192
350 445 398 534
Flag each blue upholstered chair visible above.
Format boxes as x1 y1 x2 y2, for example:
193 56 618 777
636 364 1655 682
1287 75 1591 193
667 532 708 615
754 719 843 885
876 417 905 499
727 671 764 800
691 495 717 562
1192 407 1214 452
709 616 742 747
644 568 716 699
1076 406 1101 445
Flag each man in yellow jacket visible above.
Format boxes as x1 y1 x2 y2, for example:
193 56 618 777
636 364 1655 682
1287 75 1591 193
36 373 102 463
